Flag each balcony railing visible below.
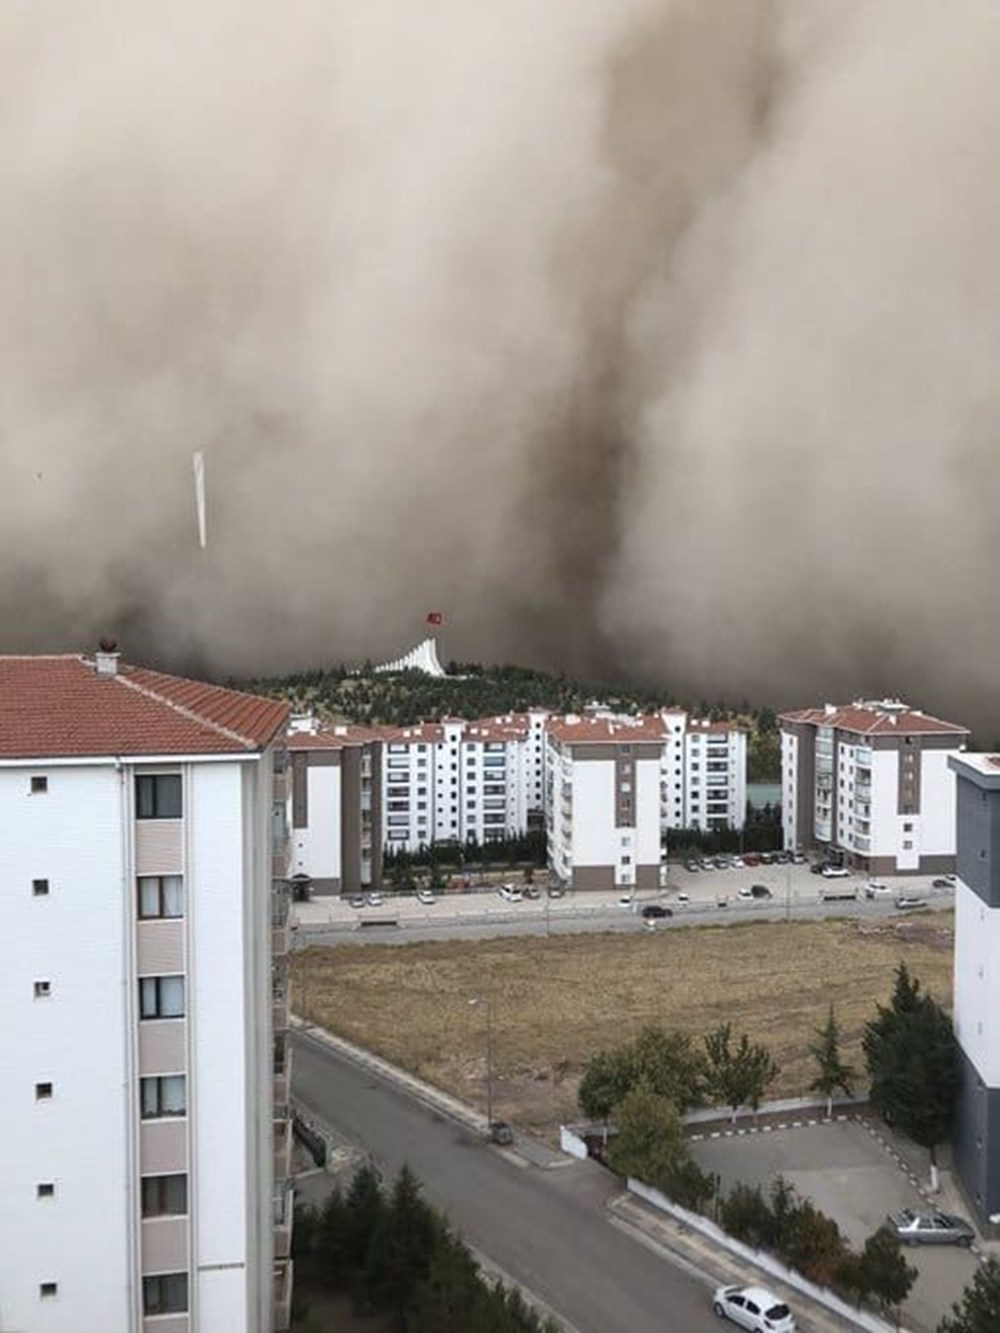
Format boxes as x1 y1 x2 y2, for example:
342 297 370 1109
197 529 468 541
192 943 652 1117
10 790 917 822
273 985 290 1034
274 1182 295 1259
274 1260 294 1332
274 1118 293 1182
274 1044 291 1106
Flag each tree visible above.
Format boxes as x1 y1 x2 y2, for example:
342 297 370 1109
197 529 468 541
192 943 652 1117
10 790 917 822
809 1005 856 1117
704 1022 780 1122
577 1026 707 1121
938 1258 1000 1333
605 1082 713 1208
577 1047 633 1122
863 963 959 1188
857 1226 917 1320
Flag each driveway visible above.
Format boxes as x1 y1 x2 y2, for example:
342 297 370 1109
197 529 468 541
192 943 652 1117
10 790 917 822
690 1119 978 1332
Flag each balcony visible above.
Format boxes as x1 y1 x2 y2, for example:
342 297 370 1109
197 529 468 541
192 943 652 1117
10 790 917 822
274 1181 295 1260
274 1042 292 1106
274 1117 293 1182
271 889 291 957
272 982 290 1034
272 768 290 804
274 1259 294 1332
855 782 872 801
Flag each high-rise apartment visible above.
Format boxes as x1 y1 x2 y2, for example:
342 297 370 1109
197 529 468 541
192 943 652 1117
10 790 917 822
780 699 967 873
0 650 292 1333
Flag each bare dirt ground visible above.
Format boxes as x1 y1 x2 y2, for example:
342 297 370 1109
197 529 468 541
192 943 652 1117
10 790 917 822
292 915 953 1137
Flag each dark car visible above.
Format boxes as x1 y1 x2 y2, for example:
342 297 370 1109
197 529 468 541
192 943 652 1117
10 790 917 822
810 862 826 875
641 904 672 920
750 884 773 899
896 895 926 910
932 877 955 889
684 859 700 872
887 1209 974 1247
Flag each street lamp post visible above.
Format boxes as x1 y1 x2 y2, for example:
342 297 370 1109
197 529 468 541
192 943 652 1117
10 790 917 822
469 996 494 1128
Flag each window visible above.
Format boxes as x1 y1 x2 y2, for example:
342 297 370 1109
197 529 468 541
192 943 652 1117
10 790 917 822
36 1082 53 1100
138 875 184 919
40 1283 58 1299
139 976 185 1020
143 1273 189 1316
37 1182 55 1198
31 775 48 794
142 1174 188 1218
135 774 182 820
140 1075 186 1119
33 878 50 897
902 840 913 850
33 981 51 999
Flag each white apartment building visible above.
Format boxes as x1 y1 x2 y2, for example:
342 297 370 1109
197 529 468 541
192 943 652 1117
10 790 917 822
780 699 968 874
681 718 748 832
950 753 1000 1226
546 715 663 891
0 650 293 1333
288 720 382 893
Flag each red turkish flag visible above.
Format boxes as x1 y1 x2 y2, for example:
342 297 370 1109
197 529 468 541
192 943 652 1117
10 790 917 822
426 611 444 626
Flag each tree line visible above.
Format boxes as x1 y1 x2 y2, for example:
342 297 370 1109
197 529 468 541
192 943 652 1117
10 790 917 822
576 964 962 1323
293 1162 560 1333
234 662 783 780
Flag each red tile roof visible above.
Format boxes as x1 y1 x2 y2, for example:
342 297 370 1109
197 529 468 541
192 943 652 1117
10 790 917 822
0 654 289 758
779 701 967 737
287 723 380 750
546 715 669 745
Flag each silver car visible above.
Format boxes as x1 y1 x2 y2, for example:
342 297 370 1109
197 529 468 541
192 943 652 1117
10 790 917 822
887 1209 974 1247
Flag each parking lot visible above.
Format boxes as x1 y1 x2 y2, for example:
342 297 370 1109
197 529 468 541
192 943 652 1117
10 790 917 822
690 1119 981 1332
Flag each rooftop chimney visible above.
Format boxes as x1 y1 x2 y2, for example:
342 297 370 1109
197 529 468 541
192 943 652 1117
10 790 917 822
95 637 120 678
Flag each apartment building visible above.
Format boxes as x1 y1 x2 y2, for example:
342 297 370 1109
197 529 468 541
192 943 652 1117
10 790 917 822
681 718 748 832
951 753 1000 1226
288 719 382 894
0 650 293 1333
780 699 968 873
545 715 662 891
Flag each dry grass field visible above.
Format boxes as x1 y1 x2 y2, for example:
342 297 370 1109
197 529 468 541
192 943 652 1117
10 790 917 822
292 915 953 1135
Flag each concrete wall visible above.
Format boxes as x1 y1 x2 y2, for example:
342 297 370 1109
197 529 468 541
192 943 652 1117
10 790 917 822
0 761 134 1333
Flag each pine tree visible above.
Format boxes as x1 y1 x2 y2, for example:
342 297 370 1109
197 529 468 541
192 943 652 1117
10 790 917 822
863 963 959 1188
858 1226 917 1320
938 1258 1000 1333
809 1005 856 1116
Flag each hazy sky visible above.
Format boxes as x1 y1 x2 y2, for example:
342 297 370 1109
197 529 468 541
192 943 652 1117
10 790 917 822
5 3 1000 733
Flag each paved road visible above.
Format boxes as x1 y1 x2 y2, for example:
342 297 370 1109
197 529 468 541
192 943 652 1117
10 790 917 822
292 1029 717 1333
294 891 953 948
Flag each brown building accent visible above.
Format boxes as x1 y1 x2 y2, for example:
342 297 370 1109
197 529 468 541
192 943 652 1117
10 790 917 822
291 753 308 829
635 863 659 890
341 746 362 894
569 864 617 891
615 753 636 829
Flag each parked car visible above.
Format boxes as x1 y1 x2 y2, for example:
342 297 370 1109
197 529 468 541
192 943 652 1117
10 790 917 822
714 856 731 870
821 865 850 879
700 858 715 871
792 851 807 864
348 894 366 908
886 1209 974 1247
750 884 773 899
416 889 436 906
895 895 926 910
932 877 955 889
618 894 635 908
546 885 565 898
498 884 523 903
809 862 825 875
685 859 700 872
365 892 383 907
712 1284 795 1332
641 904 672 919
730 855 745 869
759 852 775 866
743 853 760 867
675 892 690 903
523 885 541 900
774 851 791 865
864 881 892 899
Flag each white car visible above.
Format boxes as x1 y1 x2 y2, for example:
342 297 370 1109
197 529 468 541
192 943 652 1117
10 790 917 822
821 865 850 879
498 884 523 903
416 889 436 906
864 881 892 899
618 894 635 908
730 856 745 869
713 1284 795 1332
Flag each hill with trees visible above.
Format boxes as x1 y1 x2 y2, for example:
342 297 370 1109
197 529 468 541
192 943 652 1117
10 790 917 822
235 661 782 780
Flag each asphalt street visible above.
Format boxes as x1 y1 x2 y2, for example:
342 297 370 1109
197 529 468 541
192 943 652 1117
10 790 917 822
292 1029 718 1333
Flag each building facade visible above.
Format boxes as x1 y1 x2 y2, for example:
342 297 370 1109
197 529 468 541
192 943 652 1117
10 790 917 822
288 720 382 894
0 651 292 1333
545 716 663 891
780 700 967 874
681 718 748 832
950 753 1000 1227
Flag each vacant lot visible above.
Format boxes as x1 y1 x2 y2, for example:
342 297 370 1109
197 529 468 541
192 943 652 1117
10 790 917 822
292 915 953 1134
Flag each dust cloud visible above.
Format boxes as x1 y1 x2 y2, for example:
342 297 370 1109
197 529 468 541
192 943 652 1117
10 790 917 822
3 3 999 734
